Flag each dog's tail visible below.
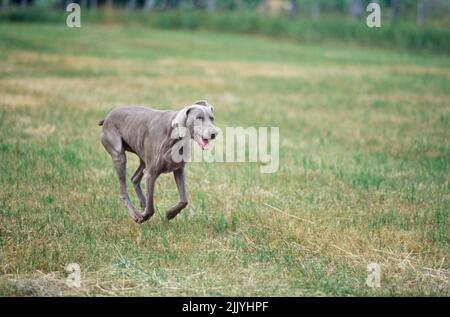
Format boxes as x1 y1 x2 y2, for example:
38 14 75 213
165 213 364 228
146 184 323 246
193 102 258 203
98 119 104 126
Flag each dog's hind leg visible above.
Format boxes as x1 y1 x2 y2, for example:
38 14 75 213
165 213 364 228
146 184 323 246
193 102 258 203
131 158 146 209
101 130 143 223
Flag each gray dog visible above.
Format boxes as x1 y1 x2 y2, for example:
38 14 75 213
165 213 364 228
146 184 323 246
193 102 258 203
99 100 217 224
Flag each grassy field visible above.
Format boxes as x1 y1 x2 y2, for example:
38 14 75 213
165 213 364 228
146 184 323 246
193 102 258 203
0 22 449 296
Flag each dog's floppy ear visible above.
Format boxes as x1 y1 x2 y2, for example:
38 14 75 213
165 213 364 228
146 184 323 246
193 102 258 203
194 100 214 112
171 105 195 138
194 100 208 106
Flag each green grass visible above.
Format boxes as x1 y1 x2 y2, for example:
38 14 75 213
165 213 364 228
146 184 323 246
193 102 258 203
1 9 450 54
0 22 449 296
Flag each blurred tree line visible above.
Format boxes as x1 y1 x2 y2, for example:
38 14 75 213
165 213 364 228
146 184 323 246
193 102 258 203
1 0 449 27
1 0 448 53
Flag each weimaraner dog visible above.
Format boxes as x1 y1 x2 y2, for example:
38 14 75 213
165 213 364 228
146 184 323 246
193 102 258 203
99 100 217 224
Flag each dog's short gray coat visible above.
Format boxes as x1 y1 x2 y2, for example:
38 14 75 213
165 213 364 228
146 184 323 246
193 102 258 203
99 100 217 224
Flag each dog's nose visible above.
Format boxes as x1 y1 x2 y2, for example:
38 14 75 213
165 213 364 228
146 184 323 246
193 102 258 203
211 133 216 140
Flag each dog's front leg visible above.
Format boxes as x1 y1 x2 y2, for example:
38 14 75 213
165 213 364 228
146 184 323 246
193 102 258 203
166 168 188 220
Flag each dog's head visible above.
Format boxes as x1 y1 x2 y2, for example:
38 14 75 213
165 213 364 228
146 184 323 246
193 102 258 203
171 100 218 150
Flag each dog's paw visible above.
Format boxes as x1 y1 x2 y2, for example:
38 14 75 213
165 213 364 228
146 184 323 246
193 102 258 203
131 212 145 224
166 211 177 221
134 211 155 224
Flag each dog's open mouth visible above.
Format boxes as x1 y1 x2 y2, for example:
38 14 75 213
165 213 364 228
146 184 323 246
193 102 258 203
195 135 210 150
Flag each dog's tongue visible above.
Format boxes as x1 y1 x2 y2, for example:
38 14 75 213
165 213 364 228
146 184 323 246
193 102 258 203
201 138 210 150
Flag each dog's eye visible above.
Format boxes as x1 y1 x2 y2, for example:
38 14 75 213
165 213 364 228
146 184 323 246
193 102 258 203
210 117 214 121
